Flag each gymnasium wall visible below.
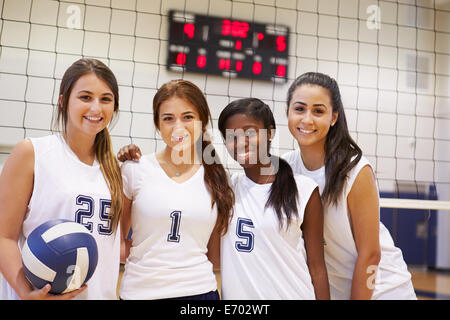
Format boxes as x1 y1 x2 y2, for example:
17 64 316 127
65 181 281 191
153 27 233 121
0 0 449 264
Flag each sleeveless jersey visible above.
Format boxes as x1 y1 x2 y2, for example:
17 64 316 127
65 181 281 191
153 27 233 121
119 153 217 300
1 134 120 300
221 172 319 299
282 150 416 300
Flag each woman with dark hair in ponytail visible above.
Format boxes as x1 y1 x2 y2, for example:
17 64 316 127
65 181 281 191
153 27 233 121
118 79 234 300
284 72 415 300
0 58 123 299
218 98 329 300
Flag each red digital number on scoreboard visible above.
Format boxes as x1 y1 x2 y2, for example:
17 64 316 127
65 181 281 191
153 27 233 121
276 36 286 52
221 20 250 38
184 23 195 39
197 55 206 68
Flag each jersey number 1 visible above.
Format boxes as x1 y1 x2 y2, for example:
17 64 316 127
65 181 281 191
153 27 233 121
167 211 182 242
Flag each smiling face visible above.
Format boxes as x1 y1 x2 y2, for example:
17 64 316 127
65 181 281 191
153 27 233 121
223 113 272 168
287 84 338 153
157 96 202 152
64 72 115 139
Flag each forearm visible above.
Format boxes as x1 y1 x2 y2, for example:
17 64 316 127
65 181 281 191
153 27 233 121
303 189 329 299
309 262 330 300
347 165 382 300
120 196 132 264
120 238 130 264
206 227 221 272
0 238 33 299
350 254 380 300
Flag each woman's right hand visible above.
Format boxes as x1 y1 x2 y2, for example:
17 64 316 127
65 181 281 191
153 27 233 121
24 283 87 300
117 144 142 162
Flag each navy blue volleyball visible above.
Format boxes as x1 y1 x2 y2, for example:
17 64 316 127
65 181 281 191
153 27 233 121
22 219 98 295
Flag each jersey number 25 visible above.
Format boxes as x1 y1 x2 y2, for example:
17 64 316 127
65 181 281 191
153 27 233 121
75 195 113 235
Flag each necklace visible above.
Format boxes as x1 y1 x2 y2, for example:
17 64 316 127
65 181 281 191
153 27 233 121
259 164 275 184
166 159 192 178
169 162 184 177
159 150 200 178
263 173 273 184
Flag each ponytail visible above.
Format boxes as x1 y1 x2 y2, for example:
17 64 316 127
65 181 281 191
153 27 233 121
95 128 123 233
201 139 234 236
266 156 299 229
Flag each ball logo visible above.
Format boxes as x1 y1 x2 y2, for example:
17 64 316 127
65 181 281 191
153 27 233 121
66 265 82 291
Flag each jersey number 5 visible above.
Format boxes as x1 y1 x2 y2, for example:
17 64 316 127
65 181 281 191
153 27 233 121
235 218 255 252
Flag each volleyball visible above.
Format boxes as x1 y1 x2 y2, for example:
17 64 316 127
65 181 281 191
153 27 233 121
21 219 98 295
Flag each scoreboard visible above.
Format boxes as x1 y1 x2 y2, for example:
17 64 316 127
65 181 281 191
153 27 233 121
167 10 289 83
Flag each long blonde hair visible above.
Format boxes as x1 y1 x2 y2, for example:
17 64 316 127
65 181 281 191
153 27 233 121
56 58 123 233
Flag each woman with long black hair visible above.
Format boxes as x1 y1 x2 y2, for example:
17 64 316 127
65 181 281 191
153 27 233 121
283 72 416 300
218 98 329 300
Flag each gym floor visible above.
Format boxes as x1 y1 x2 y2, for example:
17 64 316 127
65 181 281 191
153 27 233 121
410 267 450 300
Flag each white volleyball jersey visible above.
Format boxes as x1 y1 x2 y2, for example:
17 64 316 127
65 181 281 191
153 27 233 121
221 172 318 300
1 134 120 300
282 150 416 300
119 153 217 300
